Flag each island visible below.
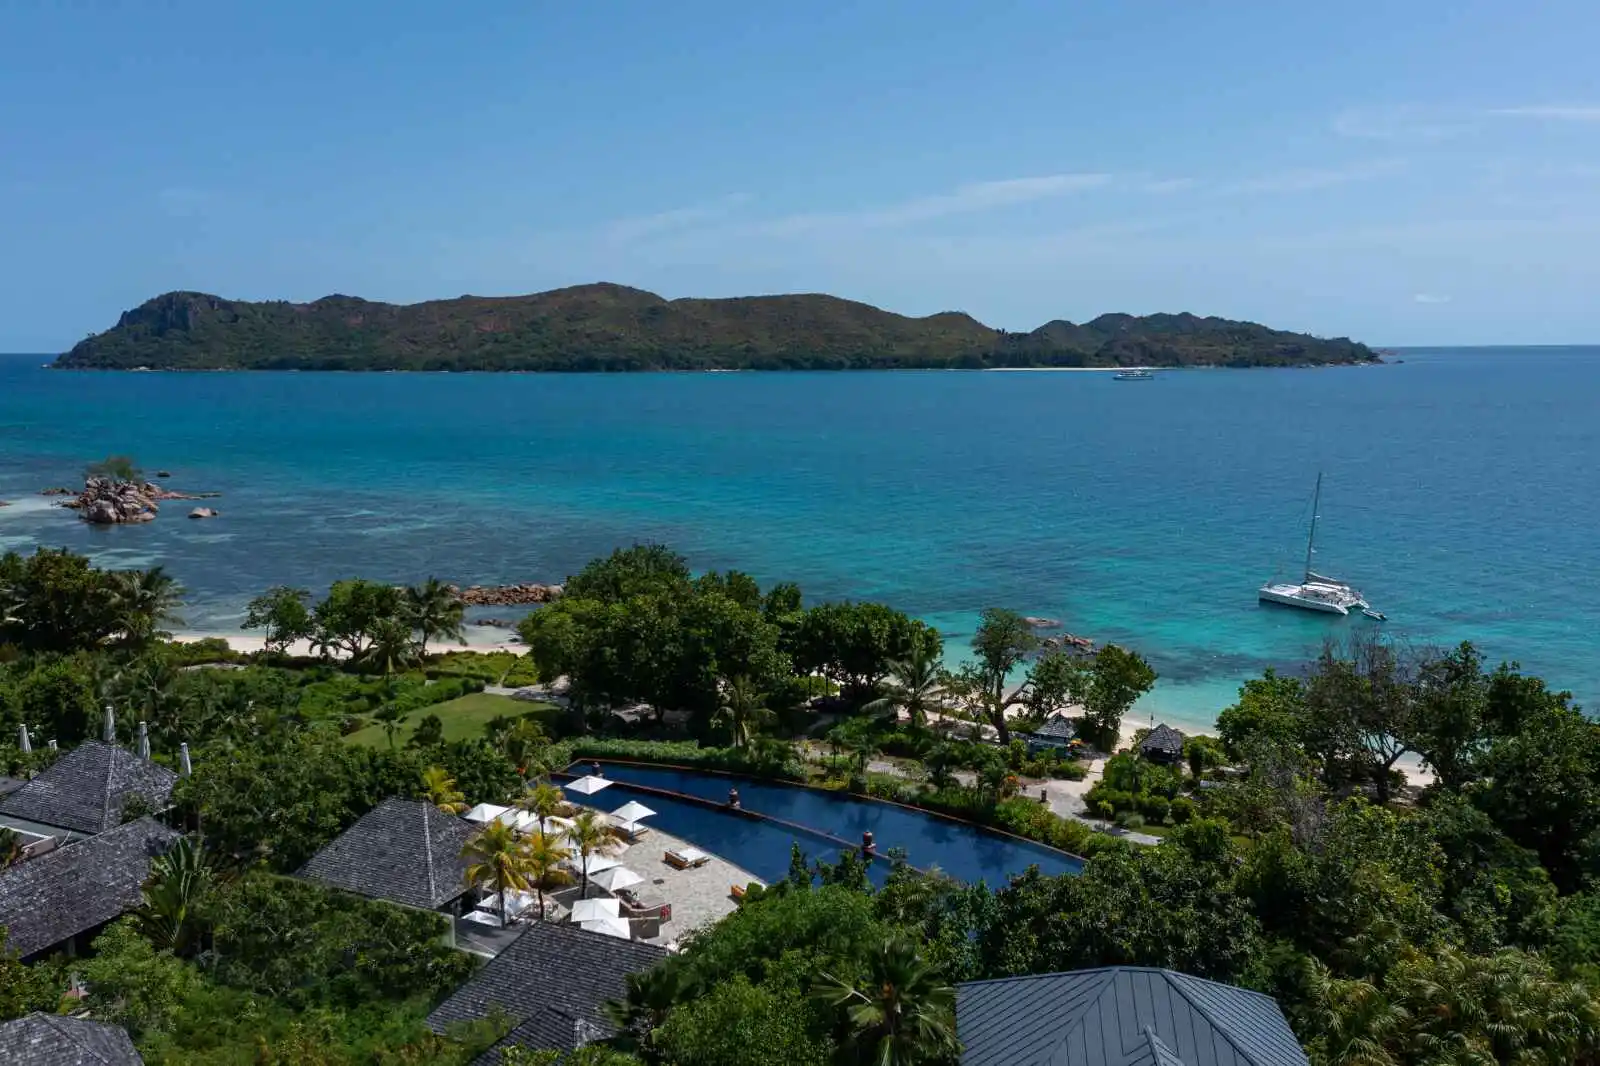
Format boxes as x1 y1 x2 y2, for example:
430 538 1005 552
54 284 1382 371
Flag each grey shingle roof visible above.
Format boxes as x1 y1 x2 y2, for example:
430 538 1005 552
1031 714 1078 741
0 742 177 836
957 967 1310 1066
427 921 668 1056
297 797 478 910
1140 724 1186 758
0 1013 143 1065
0 818 180 959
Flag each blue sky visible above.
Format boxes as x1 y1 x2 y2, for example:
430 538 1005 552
3 0 1598 350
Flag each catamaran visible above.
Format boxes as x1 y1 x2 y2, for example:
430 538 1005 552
1258 473 1373 615
1113 368 1155 380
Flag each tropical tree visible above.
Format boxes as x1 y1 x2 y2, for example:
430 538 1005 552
113 567 185 647
420 767 467 814
461 821 536 928
812 935 958 1065
862 643 944 729
363 616 418 675
954 608 1038 745
136 837 216 957
242 585 314 655
520 778 569 835
0 827 24 869
495 717 552 776
523 830 575 921
1295 960 1405 1066
604 963 693 1053
567 808 625 897
405 576 465 652
374 705 409 750
714 675 771 749
310 578 407 659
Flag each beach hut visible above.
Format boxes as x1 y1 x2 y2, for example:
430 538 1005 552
1138 724 1186 765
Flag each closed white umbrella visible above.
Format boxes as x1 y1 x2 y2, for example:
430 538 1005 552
564 775 614 796
581 915 633 940
609 800 656 824
570 897 621 923
590 866 645 893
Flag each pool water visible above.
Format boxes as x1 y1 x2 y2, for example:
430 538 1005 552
568 762 1083 887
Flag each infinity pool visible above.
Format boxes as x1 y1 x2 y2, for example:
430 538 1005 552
567 762 1083 887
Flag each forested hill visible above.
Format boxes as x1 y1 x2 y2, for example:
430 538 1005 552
55 284 1382 371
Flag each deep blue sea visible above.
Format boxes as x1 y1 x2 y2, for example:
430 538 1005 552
1 349 1596 731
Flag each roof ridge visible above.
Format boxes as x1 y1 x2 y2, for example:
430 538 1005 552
959 965 1148 989
1162 971 1278 1066
420 800 440 906
38 1012 117 1065
100 741 118 832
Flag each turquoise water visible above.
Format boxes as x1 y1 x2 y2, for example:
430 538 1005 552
1 349 1596 730
573 762 1083 885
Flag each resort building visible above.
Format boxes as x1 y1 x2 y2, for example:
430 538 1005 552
426 921 668 1063
0 738 178 844
957 966 1310 1065
297 796 478 913
1023 712 1078 754
1138 724 1187 765
0 1012 144 1065
0 818 180 960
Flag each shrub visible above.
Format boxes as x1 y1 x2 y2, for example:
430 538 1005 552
1139 795 1171 824
566 738 806 781
1114 811 1147 830
1169 796 1196 824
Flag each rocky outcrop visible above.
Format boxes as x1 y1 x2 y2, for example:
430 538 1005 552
188 507 220 519
1042 633 1096 653
71 477 159 524
453 583 564 606
39 487 73 496
1025 616 1062 629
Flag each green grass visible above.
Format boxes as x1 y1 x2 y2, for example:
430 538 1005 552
345 691 559 747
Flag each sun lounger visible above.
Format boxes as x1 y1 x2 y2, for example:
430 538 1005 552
664 847 710 869
730 883 747 900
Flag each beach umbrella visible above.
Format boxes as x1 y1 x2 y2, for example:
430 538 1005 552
589 866 645 893
463 802 511 824
609 800 656 824
581 915 633 940
486 887 541 918
572 853 622 877
17 724 30 754
570 897 621 923
564 775 613 796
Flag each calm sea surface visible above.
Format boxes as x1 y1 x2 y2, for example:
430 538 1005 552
1 349 1596 730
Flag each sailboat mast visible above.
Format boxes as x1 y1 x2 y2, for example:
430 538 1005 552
1304 472 1322 582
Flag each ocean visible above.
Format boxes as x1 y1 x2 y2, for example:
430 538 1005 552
1 348 1596 733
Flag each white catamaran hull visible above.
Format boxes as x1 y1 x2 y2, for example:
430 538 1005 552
1258 582 1367 615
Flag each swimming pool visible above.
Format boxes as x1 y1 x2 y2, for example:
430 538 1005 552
566 762 1084 887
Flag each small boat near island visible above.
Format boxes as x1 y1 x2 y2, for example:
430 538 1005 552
1259 473 1378 616
1113 368 1155 380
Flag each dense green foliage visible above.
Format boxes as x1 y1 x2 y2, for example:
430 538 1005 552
57 286 1382 371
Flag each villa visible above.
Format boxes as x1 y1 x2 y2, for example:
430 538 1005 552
297 796 478 912
0 1013 143 1065
1138 724 1187 765
0 738 178 844
957 966 1309 1065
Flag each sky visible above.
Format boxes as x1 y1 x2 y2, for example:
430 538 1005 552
2 0 1598 351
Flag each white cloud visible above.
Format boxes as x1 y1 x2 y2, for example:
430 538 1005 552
1488 106 1600 122
1333 105 1470 142
1413 293 1452 304
757 173 1111 236
1143 177 1196 194
1231 159 1406 193
601 194 752 246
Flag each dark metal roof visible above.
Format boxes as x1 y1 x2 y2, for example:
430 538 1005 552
0 742 177 836
0 1012 143 1065
297 797 478 911
427 921 668 1054
957 967 1310 1066
0 818 180 959
1031 714 1078 741
1139 724 1187 757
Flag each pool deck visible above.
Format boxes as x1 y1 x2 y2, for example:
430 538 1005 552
611 825 765 947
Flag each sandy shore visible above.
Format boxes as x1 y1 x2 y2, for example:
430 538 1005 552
173 628 525 658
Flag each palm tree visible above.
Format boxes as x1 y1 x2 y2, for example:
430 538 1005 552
113 567 185 647
812 935 958 1066
496 718 551 776
713 675 772 750
420 767 467 814
604 962 693 1053
461 821 536 928
137 837 215 957
567 809 624 898
522 830 574 921
519 778 569 835
374 705 409 750
1296 958 1405 1066
863 645 943 730
363 616 418 676
405 577 465 653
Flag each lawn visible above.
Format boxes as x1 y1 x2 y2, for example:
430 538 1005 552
345 691 560 747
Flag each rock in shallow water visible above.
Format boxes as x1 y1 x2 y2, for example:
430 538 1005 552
188 507 220 519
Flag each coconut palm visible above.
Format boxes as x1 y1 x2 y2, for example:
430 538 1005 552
812 935 958 1066
420 767 467 814
405 577 466 652
713 675 772 750
567 808 625 898
603 962 693 1052
1296 959 1405 1066
461 821 536 928
363 616 418 676
519 778 570 835
522 829 574 921
496 717 551 775
862 644 943 730
374 705 409 750
137 837 215 957
113 567 185 647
